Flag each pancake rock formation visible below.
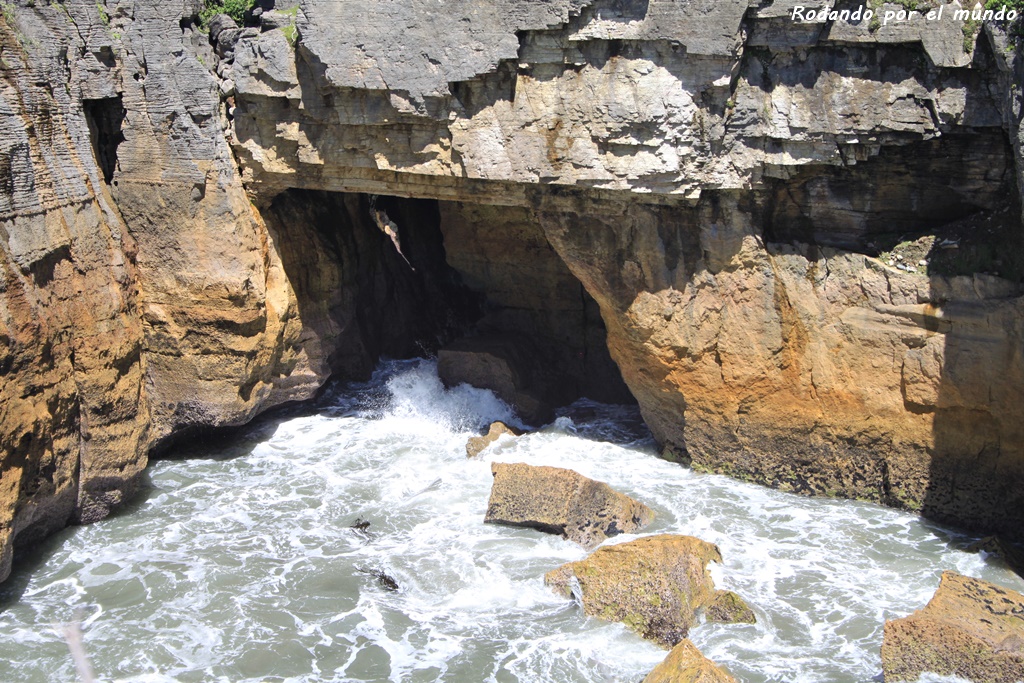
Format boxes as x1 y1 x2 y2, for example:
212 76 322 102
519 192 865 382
3 0 1024 580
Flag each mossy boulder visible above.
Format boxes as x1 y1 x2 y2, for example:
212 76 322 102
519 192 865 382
642 639 737 683
544 534 723 647
485 462 654 548
706 590 756 624
466 421 522 458
881 571 1024 682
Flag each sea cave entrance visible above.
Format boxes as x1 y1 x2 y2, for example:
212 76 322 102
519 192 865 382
262 189 634 424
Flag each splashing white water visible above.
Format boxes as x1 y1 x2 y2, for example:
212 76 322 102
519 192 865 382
0 359 1020 683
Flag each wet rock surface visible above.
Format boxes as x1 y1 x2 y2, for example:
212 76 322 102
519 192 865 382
642 639 737 683
438 336 555 426
466 422 522 459
485 462 653 548
544 534 725 647
706 590 756 625
882 571 1024 682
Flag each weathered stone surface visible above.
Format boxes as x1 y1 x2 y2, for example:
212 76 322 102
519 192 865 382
706 590 756 625
538 189 1024 538
0 2 150 580
4 0 1024 584
222 0 1024 543
544 534 723 646
0 0 475 582
643 639 737 683
466 422 521 459
882 571 1024 683
485 462 653 548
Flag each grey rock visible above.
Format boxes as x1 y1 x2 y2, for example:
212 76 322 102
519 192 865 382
207 13 238 42
216 27 243 57
259 10 293 31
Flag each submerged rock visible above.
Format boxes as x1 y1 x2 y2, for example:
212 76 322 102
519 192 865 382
705 590 756 625
356 567 400 592
485 462 653 548
466 421 522 458
881 571 1024 682
642 639 737 683
544 534 724 647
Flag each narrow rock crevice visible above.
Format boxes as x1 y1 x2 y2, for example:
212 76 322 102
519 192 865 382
82 96 125 185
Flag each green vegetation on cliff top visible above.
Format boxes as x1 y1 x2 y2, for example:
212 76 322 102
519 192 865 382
199 0 254 31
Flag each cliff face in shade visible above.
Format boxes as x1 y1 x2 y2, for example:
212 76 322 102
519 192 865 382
1 0 1023 581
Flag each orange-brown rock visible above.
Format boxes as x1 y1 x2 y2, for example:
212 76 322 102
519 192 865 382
544 534 724 647
539 188 1024 541
5 0 1024 586
485 462 653 548
466 422 522 458
881 571 1024 682
0 15 150 580
642 639 737 683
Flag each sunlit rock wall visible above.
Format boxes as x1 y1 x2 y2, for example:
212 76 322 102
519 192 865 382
227 0 1024 538
2 0 1024 582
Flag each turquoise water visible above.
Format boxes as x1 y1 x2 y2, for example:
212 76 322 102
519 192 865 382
0 359 1020 682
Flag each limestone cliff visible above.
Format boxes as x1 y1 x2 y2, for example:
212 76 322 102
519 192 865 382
1 0 1023 581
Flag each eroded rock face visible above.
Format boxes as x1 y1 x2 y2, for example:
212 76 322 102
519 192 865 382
642 639 737 683
437 201 633 407
881 571 1024 683
544 534 725 647
222 0 1024 540
4 0 1024 580
485 462 653 548
0 6 151 580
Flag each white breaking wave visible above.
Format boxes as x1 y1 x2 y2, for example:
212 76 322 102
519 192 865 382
0 359 1020 683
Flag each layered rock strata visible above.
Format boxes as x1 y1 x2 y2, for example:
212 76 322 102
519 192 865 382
225 0 1024 540
3 0 1024 580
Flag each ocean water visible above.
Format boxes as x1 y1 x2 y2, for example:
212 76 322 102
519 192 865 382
0 359 1020 683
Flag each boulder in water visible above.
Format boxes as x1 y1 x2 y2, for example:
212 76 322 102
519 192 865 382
881 571 1024 682
642 639 737 683
437 335 555 426
485 462 653 548
705 590 756 624
466 421 522 458
544 534 724 647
